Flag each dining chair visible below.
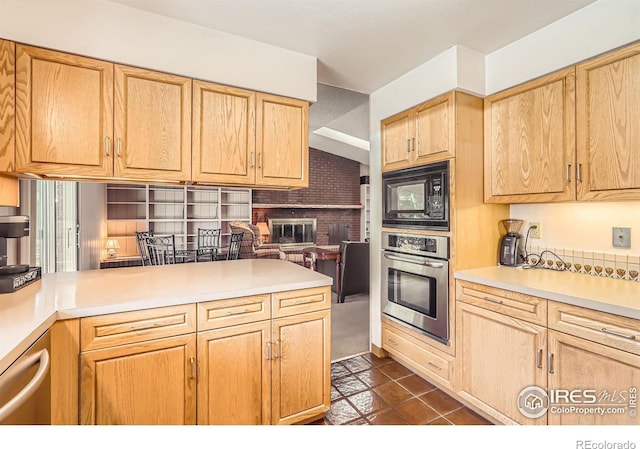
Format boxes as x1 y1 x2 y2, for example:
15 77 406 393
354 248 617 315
145 235 177 265
226 231 244 260
197 228 220 262
135 230 153 266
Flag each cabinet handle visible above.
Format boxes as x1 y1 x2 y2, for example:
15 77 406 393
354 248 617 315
189 357 195 380
406 139 411 153
412 137 416 152
577 163 583 182
250 151 255 168
266 341 271 360
566 164 571 183
427 361 442 371
225 308 248 316
482 296 503 305
537 349 543 369
258 152 262 168
116 138 122 157
547 352 554 374
105 136 110 156
601 327 636 340
274 339 281 359
386 338 397 346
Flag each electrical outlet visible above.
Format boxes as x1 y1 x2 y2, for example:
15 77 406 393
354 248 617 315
529 222 541 239
612 227 631 248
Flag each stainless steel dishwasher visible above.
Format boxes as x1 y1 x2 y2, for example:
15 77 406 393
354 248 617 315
0 330 51 424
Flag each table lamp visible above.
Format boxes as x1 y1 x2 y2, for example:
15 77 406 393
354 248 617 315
105 238 120 258
256 222 270 244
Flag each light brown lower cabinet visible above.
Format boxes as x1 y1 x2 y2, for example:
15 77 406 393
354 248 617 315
547 330 640 425
197 309 331 425
456 301 548 425
80 334 197 425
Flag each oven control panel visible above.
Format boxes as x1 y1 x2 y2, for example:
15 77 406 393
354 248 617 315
382 232 449 259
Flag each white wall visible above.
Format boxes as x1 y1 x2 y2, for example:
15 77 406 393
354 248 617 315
0 0 317 101
486 0 640 94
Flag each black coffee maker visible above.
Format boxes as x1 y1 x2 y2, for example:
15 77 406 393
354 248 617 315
499 219 525 267
0 215 41 293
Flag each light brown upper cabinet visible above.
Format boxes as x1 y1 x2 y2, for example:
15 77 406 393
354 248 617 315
256 93 308 188
15 44 114 178
192 81 256 184
114 65 191 181
382 91 455 172
0 40 18 207
576 41 640 201
484 68 576 203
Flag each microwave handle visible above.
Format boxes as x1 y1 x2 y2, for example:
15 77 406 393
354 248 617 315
383 253 445 268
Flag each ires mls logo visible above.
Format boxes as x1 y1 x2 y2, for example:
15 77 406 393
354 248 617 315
517 386 638 419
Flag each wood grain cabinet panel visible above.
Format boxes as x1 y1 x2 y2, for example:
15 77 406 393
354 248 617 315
272 286 331 319
197 294 270 331
456 301 548 425
197 321 271 425
547 330 640 425
576 41 640 200
192 81 255 184
381 91 456 172
0 39 14 173
256 93 308 188
271 309 331 425
484 67 576 203
15 44 114 177
114 65 191 181
80 334 196 425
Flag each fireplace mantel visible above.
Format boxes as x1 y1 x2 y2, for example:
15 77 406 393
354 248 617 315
253 203 362 209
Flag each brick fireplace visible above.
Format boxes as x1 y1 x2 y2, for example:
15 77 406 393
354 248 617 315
253 148 362 246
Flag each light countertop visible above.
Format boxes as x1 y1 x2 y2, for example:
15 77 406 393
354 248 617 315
0 259 332 375
454 265 640 320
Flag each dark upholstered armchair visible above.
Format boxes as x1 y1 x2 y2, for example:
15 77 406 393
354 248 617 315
338 241 370 302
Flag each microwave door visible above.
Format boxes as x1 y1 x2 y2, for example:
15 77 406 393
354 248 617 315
386 179 427 219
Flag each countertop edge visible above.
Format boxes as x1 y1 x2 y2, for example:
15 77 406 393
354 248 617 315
454 271 640 320
0 313 57 376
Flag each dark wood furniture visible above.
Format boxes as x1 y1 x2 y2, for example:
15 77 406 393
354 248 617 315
303 246 341 301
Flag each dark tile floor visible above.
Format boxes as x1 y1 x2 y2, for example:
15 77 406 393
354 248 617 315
312 352 493 425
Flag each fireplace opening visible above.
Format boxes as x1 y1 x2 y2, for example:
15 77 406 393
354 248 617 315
268 218 317 246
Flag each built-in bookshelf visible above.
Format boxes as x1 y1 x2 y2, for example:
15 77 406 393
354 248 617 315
105 184 251 258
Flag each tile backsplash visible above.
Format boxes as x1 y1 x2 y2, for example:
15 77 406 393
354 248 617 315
525 245 640 282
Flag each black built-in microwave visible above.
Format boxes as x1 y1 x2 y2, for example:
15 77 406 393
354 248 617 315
382 161 449 230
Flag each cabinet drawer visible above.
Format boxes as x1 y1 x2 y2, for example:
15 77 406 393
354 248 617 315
197 294 270 331
272 286 331 318
382 319 453 388
548 302 640 356
456 280 547 325
80 304 196 351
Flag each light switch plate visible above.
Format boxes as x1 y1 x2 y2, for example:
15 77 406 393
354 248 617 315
612 227 631 248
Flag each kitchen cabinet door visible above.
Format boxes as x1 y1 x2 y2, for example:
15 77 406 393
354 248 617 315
0 39 14 173
15 45 113 177
381 109 413 172
547 330 640 425
484 67 575 203
456 301 548 425
197 321 271 425
271 309 331 425
256 93 308 188
114 64 191 181
192 81 256 184
413 91 455 164
80 334 196 425
576 41 640 201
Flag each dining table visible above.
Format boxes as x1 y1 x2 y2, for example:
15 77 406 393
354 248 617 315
303 246 341 301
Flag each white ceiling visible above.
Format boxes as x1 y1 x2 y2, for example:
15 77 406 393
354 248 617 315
105 0 597 164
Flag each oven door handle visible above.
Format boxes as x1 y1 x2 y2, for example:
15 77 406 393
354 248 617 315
383 254 445 268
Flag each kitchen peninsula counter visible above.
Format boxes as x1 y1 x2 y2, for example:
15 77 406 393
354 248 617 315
0 259 332 374
454 265 640 320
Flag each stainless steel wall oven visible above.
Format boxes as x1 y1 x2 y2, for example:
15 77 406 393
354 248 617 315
382 231 449 344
